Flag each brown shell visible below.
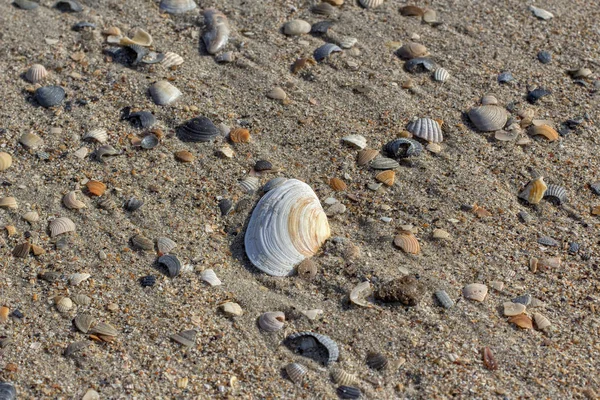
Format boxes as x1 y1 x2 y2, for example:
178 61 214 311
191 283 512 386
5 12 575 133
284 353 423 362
393 231 420 254
357 149 379 166
400 5 424 16
297 259 317 280
12 242 31 258
175 150 194 162
86 180 107 196
482 347 498 370
375 170 395 186
530 124 559 141
0 306 9 322
396 42 428 60
508 314 533 329
229 128 250 143
329 178 347 191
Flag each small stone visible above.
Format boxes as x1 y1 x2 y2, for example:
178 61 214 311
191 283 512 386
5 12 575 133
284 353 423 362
489 281 504 291
283 20 311 36
82 389 100 400
375 275 425 306
432 228 450 239
324 197 338 205
140 275 156 287
267 87 287 100
220 302 243 316
254 160 272 171
512 294 532 306
537 50 552 64
326 202 346 216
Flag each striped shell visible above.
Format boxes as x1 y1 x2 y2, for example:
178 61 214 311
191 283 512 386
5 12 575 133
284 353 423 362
200 269 222 286
359 0 383 8
396 42 428 60
331 368 358 386
286 331 339 365
244 179 330 276
544 184 567 204
83 128 108 144
26 64 48 83
131 234 154 251
162 52 184 68
258 311 285 332
89 321 118 337
49 217 76 237
203 9 230 54
468 105 508 132
369 156 399 170
73 313 95 333
314 43 342 62
20 133 43 149
63 191 86 209
463 283 488 302
533 312 551 330
337 386 362 399
229 128 250 143
35 86 65 108
72 294 91 306
124 197 144 211
357 149 379 166
0 152 12 171
55 296 73 313
159 0 196 14
239 176 260 194
341 134 367 149
407 118 443 142
349 281 372 307
149 81 181 106
393 231 420 254
434 290 454 309
12 242 30 258
68 273 90 286
156 237 177 254
177 116 219 142
530 124 559 141
519 177 547 204
86 180 106 196
375 170 395 186
0 197 18 209
366 351 388 370
433 68 450 82
158 254 181 277
23 211 39 223
285 362 308 384
481 95 498 105
329 178 347 191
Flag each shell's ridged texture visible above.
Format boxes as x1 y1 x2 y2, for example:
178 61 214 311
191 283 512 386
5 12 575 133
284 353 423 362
158 254 181 277
433 68 449 82
72 294 91 306
341 134 367 149
384 138 423 158
369 156 399 170
170 329 197 347
375 170 395 186
314 43 342 62
89 321 118 337
285 362 307 384
229 128 250 143
83 128 108 144
366 351 388 370
544 184 567 204
69 273 90 286
23 211 39 223
239 176 260 194
12 242 30 258
533 312 551 330
131 234 154 251
73 313 95 333
244 179 330 276
26 64 48 83
393 231 420 254
128 111 156 129
156 237 177 254
125 197 144 211
203 9 230 54
258 311 285 332
159 0 196 14
63 191 86 209
0 197 18 209
357 149 379 166
162 52 184 68
149 81 181 105
407 118 443 143
20 133 43 149
49 217 76 237
519 177 547 204
55 296 73 312
404 57 435 73
0 152 12 171
35 86 65 108
337 386 362 399
435 290 454 308
286 331 339 365
331 368 358 386
481 95 498 105
468 105 508 132
359 0 383 8
200 269 222 286
177 116 219 142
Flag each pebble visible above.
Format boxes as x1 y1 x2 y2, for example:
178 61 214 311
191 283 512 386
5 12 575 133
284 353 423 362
326 202 346 216
537 51 552 64
283 20 311 36
512 294 532 306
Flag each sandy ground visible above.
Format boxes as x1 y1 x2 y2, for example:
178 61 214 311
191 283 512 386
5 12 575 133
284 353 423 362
0 0 599 398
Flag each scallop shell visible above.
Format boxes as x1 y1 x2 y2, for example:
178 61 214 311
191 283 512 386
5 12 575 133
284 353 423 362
544 184 567 205
239 176 260 194
86 180 106 196
468 105 508 132
55 296 73 313
369 156 399 170
73 313 95 333
263 177 288 192
35 85 65 108
285 363 307 384
0 152 12 171
393 231 420 254
434 290 454 309
26 64 48 83
0 197 18 209
49 217 76 237
286 331 339 365
366 351 388 370
203 9 230 54
63 191 86 210
20 133 43 149
229 128 250 143
433 67 450 82
159 0 196 14
158 254 181 277
23 211 39 223
89 321 118 337
82 128 108 144
244 179 330 276
156 237 177 254
530 124 558 141
72 294 91 306
314 43 342 62
406 118 443 142
349 281 372 307
462 283 488 302
330 368 358 386
177 116 219 142
375 170 395 186
396 42 428 60
221 302 243 316
131 234 154 251
358 0 383 8
518 177 547 204
258 311 285 332
200 269 222 286
162 52 184 68
533 312 551 330
12 242 31 258
68 273 90 286
384 138 423 158
149 81 181 106
341 134 367 149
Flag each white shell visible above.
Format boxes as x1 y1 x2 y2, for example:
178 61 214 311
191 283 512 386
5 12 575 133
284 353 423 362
533 312 551 330
503 302 526 316
530 5 553 20
156 237 177 254
55 297 73 313
20 133 44 149
468 105 508 132
49 217 76 237
221 302 243 316
239 176 260 194
406 118 443 143
69 273 91 286
201 269 222 286
341 134 367 149
433 68 449 82
300 309 323 320
258 311 285 332
73 147 89 159
349 281 372 307
0 197 18 209
23 211 40 223
162 52 184 68
331 368 358 386
481 95 498 106
285 363 308 384
359 0 383 8
83 128 108 144
72 294 92 306
463 283 488 302
0 152 12 171
63 191 86 210
244 179 331 276
26 64 48 83
149 81 182 106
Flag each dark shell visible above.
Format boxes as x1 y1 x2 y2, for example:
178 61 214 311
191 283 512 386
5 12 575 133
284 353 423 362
128 111 156 129
12 242 31 258
54 0 82 12
375 275 425 306
537 51 552 64
218 198 233 216
312 2 336 15
497 71 513 83
527 87 551 104
591 181 600 195
337 386 362 399
72 21 96 31
13 0 39 10
384 138 423 158
140 275 156 287
366 351 388 370
0 382 17 400
254 159 272 171
140 134 159 149
286 331 339 365
404 57 436 73
35 86 65 108
131 234 154 251
538 236 559 247
314 43 342 62
124 44 149 66
124 197 144 211
140 52 166 65
158 254 181 277
170 329 197 347
177 116 219 143
543 184 567 205
568 242 580 254
311 20 335 34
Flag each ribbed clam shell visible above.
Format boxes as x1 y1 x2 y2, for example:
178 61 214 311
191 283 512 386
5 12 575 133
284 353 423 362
170 329 196 347
68 273 90 286
82 128 108 144
404 57 435 73
341 134 366 149
369 156 399 170
158 254 181 277
229 128 250 143
468 105 508 132
435 290 454 309
433 67 450 82
125 197 144 211
312 2 336 15
162 52 184 69
285 363 307 384
481 95 498 105
203 9 230 54
384 138 423 158
286 331 339 365
23 211 39 223
159 0 196 14
177 116 219 142
407 118 443 142
73 313 95 333
12 242 31 258
55 296 73 313
63 191 86 209
0 152 12 171
0 197 18 209
128 111 156 129
366 351 388 370
35 85 65 108
89 321 118 337
258 311 285 332
244 179 331 276
375 170 395 186
26 64 47 83
463 283 488 302
19 132 43 149
544 184 567 205
329 177 347 191
533 312 551 330
349 281 372 307
156 237 177 254
393 231 420 254
14 0 40 10
314 43 342 62
518 177 547 204
49 217 76 237
86 180 107 196
331 368 358 386
239 176 260 194
200 269 222 286
55 0 83 12
396 42 428 60
530 124 559 141
359 0 383 8
131 234 154 251
263 177 288 192
149 81 181 105
357 149 379 166
72 294 91 306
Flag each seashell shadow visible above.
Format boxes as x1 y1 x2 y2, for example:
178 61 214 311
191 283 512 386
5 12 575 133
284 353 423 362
227 200 266 275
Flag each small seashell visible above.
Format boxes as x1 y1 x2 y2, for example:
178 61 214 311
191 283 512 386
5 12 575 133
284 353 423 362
177 377 189 389
86 180 107 196
341 134 366 149
218 198 234 216
337 386 362 399
331 368 358 386
263 177 288 192
177 116 219 142
72 294 91 306
95 144 120 162
407 118 443 142
400 5 423 16
49 217 75 237
286 331 339 365
258 311 285 332
422 8 438 23
482 347 498 371
19 132 43 149
63 191 86 210
568 68 592 79
54 0 83 12
221 302 243 317
434 290 454 309
131 234 153 251
432 228 450 239
544 184 567 205
0 306 8 322
161 52 184 69
312 2 336 15
537 236 559 247
239 176 260 194
285 363 307 384
468 105 508 132
481 95 498 105
89 321 118 337
128 111 156 129
283 20 311 36
530 5 553 20
149 81 181 106
73 313 95 333
23 211 39 223
202 9 230 54
314 43 342 62
229 128 250 143
518 177 547 204
369 156 400 170
68 273 90 286
13 0 39 10
393 231 420 254
158 254 181 277
404 57 436 73
375 170 395 186
296 259 317 279
119 28 152 47
384 138 423 158
433 67 450 82
25 64 48 83
175 150 194 162
508 314 533 329
495 130 519 141
530 124 559 141
0 197 18 209
463 283 488 302
366 351 388 370
329 177 347 191
124 197 144 212
396 42 428 60
357 149 380 166
12 242 31 258
512 294 532 306
35 86 65 108
201 269 222 286
503 302 526 316
156 237 177 254
538 50 552 64
159 0 196 14
359 0 383 8
73 147 88 159
64 341 89 357
349 281 372 307
170 329 197 347
0 152 12 171
256 160 273 171
533 312 551 330
55 296 73 313
140 275 156 287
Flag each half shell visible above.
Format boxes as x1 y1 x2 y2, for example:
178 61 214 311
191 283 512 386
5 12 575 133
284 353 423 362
463 283 488 302
518 177 547 204
396 42 428 60
375 170 395 186
341 134 367 149
359 0 383 8
49 217 76 237
73 313 95 333
203 9 230 54
149 81 181 105
26 64 48 83
544 184 567 205
369 157 399 170
229 128 250 143
433 67 449 82
314 43 342 62
200 269 222 286
158 254 181 277
82 128 108 144
0 197 18 209
530 124 559 141
533 312 551 330
349 281 372 307
156 237 177 254
407 118 443 142
468 105 508 132
0 152 12 171
285 363 307 384
384 138 423 158
177 116 219 142
331 368 358 386
159 0 196 14
357 149 379 166
68 273 90 286
258 311 285 332
244 179 330 276
63 191 86 210
55 296 73 313
23 211 39 223
286 331 339 365
393 231 420 254
19 133 43 149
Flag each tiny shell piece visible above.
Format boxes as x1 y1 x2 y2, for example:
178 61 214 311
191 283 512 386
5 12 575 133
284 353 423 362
258 311 285 332
349 281 372 307
156 237 177 254
314 43 342 62
55 296 73 313
297 259 317 279
407 118 443 143
331 368 358 386
366 351 388 370
503 302 526 316
82 128 108 144
0 152 12 171
131 234 154 251
400 5 423 16
23 211 39 223
393 231 420 254
533 312 551 330
369 156 400 170
68 273 91 286
26 64 48 83
221 302 243 316
530 5 553 20
508 314 533 329
375 170 395 186
170 329 197 347
285 363 308 384
12 242 31 258
201 269 222 286
175 150 194 162
162 52 184 68
0 306 8 322
434 290 454 309
229 128 250 143
463 283 488 302
63 191 86 209
482 347 498 371
530 124 559 141
267 87 287 100
72 294 91 306
49 217 76 237
19 133 43 149
329 178 347 191
432 229 450 239
518 177 547 204
341 134 367 149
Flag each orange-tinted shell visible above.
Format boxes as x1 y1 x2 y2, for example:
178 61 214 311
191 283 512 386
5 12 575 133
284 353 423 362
86 180 107 196
393 231 420 254
175 150 194 162
329 178 347 191
400 5 424 16
357 149 379 166
530 124 558 141
229 128 250 143
376 170 395 186
508 314 533 329
518 177 547 204
0 306 8 322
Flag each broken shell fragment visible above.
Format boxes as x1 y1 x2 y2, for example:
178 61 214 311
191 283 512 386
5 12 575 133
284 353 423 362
258 311 285 332
357 149 380 166
508 314 533 329
149 81 181 105
170 329 197 347
83 128 108 144
229 128 250 143
286 331 339 365
341 134 367 149
393 231 420 254
131 234 154 251
518 177 547 205
23 211 39 223
329 177 347 191
369 156 399 170
86 180 107 196
384 138 423 158
0 152 12 171
63 191 86 210
162 52 184 68
375 170 395 186
530 124 559 141
20 133 43 149
285 363 307 384
349 281 372 307
158 254 182 277
12 242 31 258
159 0 196 14
49 217 76 237
314 43 342 62
73 313 95 333
68 273 90 286
434 290 454 308
544 184 567 205
404 57 435 73
200 269 222 286
533 312 551 330
366 351 388 370
482 347 498 371
26 64 48 83
0 197 18 209
203 9 230 55
503 302 526 316
156 237 177 254
337 386 362 399
89 321 118 337
331 368 358 386
396 42 428 60
72 294 91 306
407 118 443 143
463 283 488 302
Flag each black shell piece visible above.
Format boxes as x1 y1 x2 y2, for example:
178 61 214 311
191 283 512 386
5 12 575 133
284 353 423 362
124 197 144 211
254 160 272 171
311 20 335 34
384 138 423 158
177 116 219 143
140 275 156 287
366 351 388 370
404 57 435 73
0 382 16 400
128 111 156 129
158 254 181 277
72 21 96 31
54 0 82 12
568 242 580 254
537 51 552 64
314 43 342 62
124 44 149 66
35 86 65 108
526 87 551 104
13 0 39 10
218 199 233 216
337 386 362 399
538 236 559 247
286 331 339 365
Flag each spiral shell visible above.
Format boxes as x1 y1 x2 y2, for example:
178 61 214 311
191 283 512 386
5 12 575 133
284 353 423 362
530 124 559 141
406 118 443 142
177 116 219 143
396 42 428 60
258 311 285 332
463 283 488 302
357 149 379 166
433 67 450 82
149 81 181 106
358 0 383 8
286 331 339 365
49 217 76 237
244 179 330 276
393 231 420 254
203 9 230 54
331 368 358 386
468 105 508 132
0 152 12 171
63 191 86 210
26 64 48 83
285 363 308 384
200 269 222 286
55 296 73 313
156 237 177 254
35 86 65 108
162 52 184 69
314 43 342 62
159 0 196 14
518 176 547 204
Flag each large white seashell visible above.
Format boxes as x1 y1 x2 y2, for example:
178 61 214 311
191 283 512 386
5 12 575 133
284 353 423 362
49 217 76 237
149 81 182 105
162 52 184 68
203 9 230 55
468 105 508 132
26 64 48 83
244 179 330 276
406 118 443 143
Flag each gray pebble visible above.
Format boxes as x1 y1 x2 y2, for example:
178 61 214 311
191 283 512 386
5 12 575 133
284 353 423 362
537 51 552 64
